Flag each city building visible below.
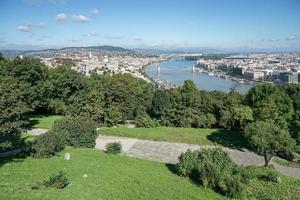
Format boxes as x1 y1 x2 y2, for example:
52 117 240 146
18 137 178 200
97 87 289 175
279 72 298 83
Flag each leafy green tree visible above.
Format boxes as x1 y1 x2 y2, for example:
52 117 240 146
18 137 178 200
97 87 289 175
47 65 87 114
232 105 253 130
180 80 200 108
0 77 31 151
151 89 171 118
105 105 124 126
244 121 296 166
102 74 153 120
68 89 105 124
0 57 49 111
246 84 278 107
253 96 292 129
0 52 5 62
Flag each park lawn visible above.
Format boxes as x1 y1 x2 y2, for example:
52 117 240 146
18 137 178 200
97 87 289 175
0 147 224 200
273 157 300 169
28 115 64 130
245 167 300 199
99 127 247 148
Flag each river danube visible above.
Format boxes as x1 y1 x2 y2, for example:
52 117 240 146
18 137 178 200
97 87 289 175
146 59 253 94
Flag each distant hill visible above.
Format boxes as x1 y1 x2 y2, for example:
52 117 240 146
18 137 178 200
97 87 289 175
0 45 133 58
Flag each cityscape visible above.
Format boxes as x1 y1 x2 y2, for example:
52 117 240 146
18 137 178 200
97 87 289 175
1 0 300 200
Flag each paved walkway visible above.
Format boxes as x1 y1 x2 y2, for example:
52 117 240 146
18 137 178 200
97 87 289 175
96 135 300 180
26 128 48 136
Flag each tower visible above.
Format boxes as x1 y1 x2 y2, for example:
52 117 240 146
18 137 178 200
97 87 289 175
157 66 160 74
89 51 92 59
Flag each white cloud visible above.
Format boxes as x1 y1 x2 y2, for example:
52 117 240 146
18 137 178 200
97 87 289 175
89 31 98 36
35 22 47 28
72 15 90 23
91 8 99 16
68 39 79 43
56 13 67 22
18 25 31 32
134 38 143 42
104 36 124 40
286 35 300 41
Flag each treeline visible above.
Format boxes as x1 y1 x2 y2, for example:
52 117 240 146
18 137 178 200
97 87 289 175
0 56 300 152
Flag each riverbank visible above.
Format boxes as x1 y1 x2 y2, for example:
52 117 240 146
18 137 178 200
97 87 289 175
141 59 177 90
144 59 253 93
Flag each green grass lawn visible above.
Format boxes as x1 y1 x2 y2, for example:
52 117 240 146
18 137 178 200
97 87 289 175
245 167 300 200
273 157 300 169
28 115 64 130
1 148 299 200
100 127 248 148
0 147 224 200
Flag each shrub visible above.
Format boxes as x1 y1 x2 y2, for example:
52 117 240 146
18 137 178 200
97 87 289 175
239 167 255 184
260 171 279 183
176 149 198 177
220 175 245 198
135 114 160 128
43 171 69 189
195 148 238 188
105 142 122 154
31 131 65 158
53 115 97 148
27 181 43 190
176 148 246 198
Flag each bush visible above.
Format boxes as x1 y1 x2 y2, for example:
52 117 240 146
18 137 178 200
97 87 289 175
27 181 43 190
31 131 65 158
43 171 69 189
195 148 238 189
220 175 245 198
176 148 246 198
239 167 255 184
53 115 97 148
260 171 279 183
135 114 160 128
176 149 198 177
105 142 122 154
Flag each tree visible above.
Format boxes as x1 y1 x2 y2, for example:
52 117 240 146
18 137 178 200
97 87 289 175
244 121 296 166
232 105 253 130
0 57 50 111
151 89 171 118
180 80 200 108
0 52 5 61
0 77 31 151
68 88 105 124
47 65 87 114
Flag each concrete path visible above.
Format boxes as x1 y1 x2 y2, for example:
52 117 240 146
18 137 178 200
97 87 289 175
96 135 300 180
26 128 48 136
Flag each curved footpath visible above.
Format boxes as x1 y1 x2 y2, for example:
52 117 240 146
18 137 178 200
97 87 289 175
96 135 300 180
22 129 300 180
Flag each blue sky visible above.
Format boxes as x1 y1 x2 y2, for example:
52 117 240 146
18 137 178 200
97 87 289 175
0 0 299 50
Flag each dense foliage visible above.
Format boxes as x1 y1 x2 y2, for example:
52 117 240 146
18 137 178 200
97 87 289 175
43 171 69 189
105 142 122 154
31 131 65 158
52 115 97 148
244 121 296 166
177 148 246 198
1 56 300 153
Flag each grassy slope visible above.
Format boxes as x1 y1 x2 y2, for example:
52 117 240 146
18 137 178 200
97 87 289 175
29 115 63 130
0 148 223 200
245 167 300 199
100 127 247 148
273 157 300 169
